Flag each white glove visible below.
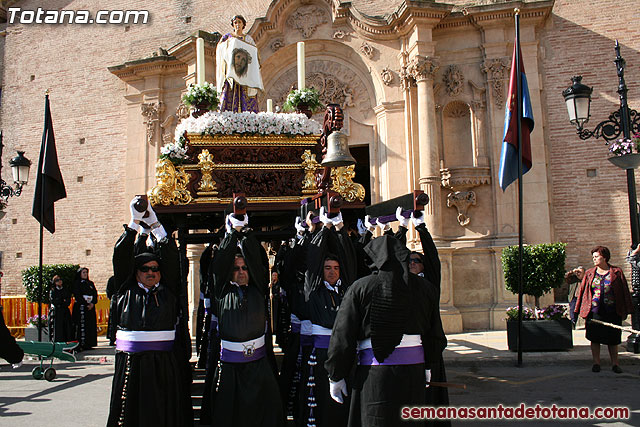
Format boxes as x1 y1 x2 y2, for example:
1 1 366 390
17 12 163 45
128 198 145 231
329 378 348 404
356 218 367 236
425 369 431 388
411 210 425 227
145 204 159 227
83 295 92 303
319 206 332 226
226 213 248 232
331 211 344 227
204 298 211 309
396 206 409 228
364 215 377 232
294 216 307 235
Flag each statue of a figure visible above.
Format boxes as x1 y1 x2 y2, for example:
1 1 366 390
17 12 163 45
216 15 264 113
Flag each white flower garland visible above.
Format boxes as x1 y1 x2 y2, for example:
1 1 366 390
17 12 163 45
174 111 322 143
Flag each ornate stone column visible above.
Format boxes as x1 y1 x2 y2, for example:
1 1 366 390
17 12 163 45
409 55 440 235
186 243 205 335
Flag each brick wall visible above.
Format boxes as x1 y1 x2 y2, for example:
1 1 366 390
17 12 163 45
541 0 640 271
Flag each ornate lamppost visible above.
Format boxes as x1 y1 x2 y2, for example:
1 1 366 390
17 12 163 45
0 131 32 218
562 41 640 353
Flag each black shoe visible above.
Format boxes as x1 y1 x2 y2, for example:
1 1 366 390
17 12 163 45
592 364 601 372
612 365 622 374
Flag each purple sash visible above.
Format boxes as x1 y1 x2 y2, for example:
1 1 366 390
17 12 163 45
220 344 266 363
116 339 174 353
313 334 330 349
300 334 313 348
357 346 424 366
291 322 301 334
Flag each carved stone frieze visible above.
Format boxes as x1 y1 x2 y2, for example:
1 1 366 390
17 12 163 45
268 61 372 119
197 149 218 195
381 67 394 86
482 57 510 106
443 65 464 97
141 102 164 145
360 42 374 59
408 55 439 82
176 101 190 121
332 30 351 40
287 6 328 38
270 38 284 52
447 190 476 226
440 166 491 190
148 158 193 206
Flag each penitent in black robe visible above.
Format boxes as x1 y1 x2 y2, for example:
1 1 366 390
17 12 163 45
49 286 74 342
206 228 284 427
106 225 192 427
325 235 447 427
72 276 98 350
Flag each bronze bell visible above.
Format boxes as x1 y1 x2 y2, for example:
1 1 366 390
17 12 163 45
321 131 356 167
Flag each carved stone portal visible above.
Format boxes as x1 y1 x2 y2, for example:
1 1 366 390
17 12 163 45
447 190 476 226
287 6 328 38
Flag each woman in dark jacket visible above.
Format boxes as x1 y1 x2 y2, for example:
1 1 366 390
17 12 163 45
49 275 74 342
574 246 633 373
72 267 98 350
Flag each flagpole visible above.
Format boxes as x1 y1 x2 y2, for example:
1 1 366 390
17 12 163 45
37 93 49 342
514 9 524 367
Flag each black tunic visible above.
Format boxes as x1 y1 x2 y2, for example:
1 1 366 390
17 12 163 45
72 277 98 350
106 226 192 427
0 308 23 364
325 235 447 427
49 286 73 342
301 226 357 427
207 229 285 427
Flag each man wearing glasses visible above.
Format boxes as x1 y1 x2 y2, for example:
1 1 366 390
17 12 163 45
107 198 192 427
205 213 284 427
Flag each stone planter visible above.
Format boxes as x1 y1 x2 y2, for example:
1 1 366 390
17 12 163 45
24 326 49 342
506 318 573 351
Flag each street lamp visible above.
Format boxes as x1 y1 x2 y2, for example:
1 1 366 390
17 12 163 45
562 40 640 353
0 131 32 206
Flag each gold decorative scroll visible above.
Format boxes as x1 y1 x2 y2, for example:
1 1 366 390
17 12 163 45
301 150 320 195
331 165 365 202
187 133 318 147
148 158 193 206
197 149 218 195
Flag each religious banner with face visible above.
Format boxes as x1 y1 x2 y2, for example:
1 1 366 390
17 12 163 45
216 36 264 96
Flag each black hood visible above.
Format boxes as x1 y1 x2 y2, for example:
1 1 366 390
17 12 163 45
364 235 412 362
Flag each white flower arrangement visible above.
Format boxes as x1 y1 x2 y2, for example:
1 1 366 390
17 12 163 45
182 82 218 110
174 111 322 142
160 141 189 164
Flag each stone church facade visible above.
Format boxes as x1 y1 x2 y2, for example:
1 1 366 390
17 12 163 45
1 0 639 332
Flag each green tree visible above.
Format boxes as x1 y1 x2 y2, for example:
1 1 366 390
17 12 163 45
22 264 80 304
502 242 567 308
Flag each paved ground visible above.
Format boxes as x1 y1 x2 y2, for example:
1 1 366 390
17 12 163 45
1 327 639 426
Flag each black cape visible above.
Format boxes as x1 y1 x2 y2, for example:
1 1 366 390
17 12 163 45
325 235 447 427
49 286 73 342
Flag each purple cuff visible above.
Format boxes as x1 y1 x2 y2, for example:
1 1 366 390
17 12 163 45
220 344 266 363
357 346 424 366
116 339 174 353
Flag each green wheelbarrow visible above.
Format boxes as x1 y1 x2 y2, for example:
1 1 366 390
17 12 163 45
17 341 79 381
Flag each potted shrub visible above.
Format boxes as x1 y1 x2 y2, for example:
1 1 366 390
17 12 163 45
502 243 572 351
22 263 79 305
282 87 324 118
